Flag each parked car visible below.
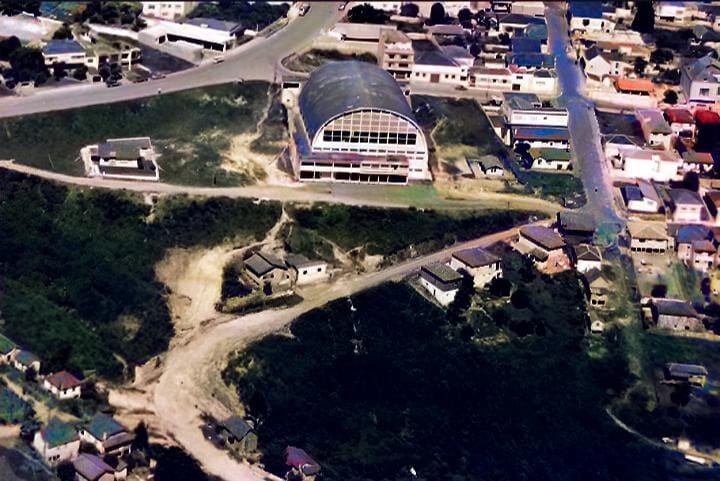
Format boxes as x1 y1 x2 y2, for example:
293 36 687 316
213 56 225 64
150 72 166 80
106 80 120 88
299 3 310 15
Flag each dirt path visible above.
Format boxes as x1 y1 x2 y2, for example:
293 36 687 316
113 221 546 481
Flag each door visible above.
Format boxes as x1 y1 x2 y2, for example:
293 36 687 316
430 73 440 83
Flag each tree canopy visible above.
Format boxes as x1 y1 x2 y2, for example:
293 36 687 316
346 3 389 24
631 0 655 34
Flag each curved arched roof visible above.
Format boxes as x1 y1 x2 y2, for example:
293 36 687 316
299 61 415 140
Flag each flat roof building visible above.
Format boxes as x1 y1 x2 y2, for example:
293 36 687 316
82 137 159 181
294 61 429 184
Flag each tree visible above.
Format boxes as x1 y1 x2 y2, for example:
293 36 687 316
154 446 210 481
634 57 648 75
447 273 474 325
458 7 472 25
56 462 76 481
663 89 678 105
400 2 419 17
73 65 88 81
428 3 446 25
683 171 700 192
0 35 21 61
631 0 655 34
0 0 41 16
52 62 67 80
469 42 481 58
650 48 673 65
511 288 530 309
133 422 150 451
346 3 389 24
52 23 73 40
488 277 511 297
9 47 48 82
34 71 47 86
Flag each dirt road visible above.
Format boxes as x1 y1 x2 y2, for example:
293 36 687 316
0 161 564 214
114 222 542 481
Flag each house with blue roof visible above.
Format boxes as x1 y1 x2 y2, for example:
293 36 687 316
569 1 616 33
511 37 542 54
42 39 87 69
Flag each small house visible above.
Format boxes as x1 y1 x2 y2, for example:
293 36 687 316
33 418 80 467
674 224 711 264
285 446 321 479
650 298 703 331
603 134 642 163
84 138 159 182
449 247 502 288
574 244 602 273
526 147 571 170
286 255 328 286
218 416 258 455
515 226 567 267
0 334 17 364
73 453 127 481
620 148 681 182
689 240 716 272
477 156 505 177
664 363 709 386
614 77 655 97
419 263 463 306
621 179 662 213
43 371 82 400
79 414 135 456
668 188 707 224
557 211 597 245
13 350 40 374
569 1 615 33
584 268 610 309
681 151 714 175
636 109 673 150
627 221 671 254
512 127 570 149
243 252 291 289
664 108 696 140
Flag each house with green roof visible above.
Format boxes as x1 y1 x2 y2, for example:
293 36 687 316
0 334 17 364
32 417 80 467
13 349 41 374
79 413 135 455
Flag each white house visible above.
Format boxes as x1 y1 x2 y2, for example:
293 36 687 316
43 371 82 400
664 108 696 141
620 148 681 182
575 244 603 273
569 2 616 33
79 414 135 456
419 263 463 306
668 188 707 224
502 93 568 127
13 350 40 374
656 2 690 23
680 54 720 105
448 247 502 288
527 148 572 170
42 39 87 69
141 1 198 21
627 221 671 254
621 179 662 213
681 151 714 175
138 17 243 52
411 41 468 87
286 255 329 285
688 240 716 272
636 109 673 150
513 127 569 149
515 226 566 260
82 137 159 182
33 419 80 467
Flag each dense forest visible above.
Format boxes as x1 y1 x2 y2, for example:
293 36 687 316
225 254 689 481
0 171 281 378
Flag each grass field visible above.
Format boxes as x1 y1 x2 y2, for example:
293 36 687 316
281 49 376 73
0 82 274 186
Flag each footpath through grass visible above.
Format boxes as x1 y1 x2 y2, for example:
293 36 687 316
0 81 274 186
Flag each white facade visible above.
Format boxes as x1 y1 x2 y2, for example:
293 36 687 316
504 107 568 128
138 19 238 52
577 258 601 273
419 276 458 306
43 379 81 400
308 109 429 181
448 258 501 288
142 2 198 21
627 196 659 213
621 149 681 181
33 432 80 467
570 16 615 33
291 261 329 285
656 2 688 22
411 62 468 86
43 50 87 67
530 156 571 170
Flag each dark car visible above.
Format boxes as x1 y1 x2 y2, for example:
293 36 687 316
106 80 121 88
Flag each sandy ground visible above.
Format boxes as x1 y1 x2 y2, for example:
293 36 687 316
108 220 547 481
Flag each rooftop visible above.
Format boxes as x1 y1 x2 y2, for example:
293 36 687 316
664 108 694 125
0 334 16 355
286 254 325 269
652 298 699 318
43 39 85 55
669 188 704 206
665 363 709 377
97 137 152 160
73 454 114 481
452 247 500 268
298 61 414 141
575 244 602 262
85 413 127 441
570 1 604 19
41 418 78 448
221 416 253 440
15 350 39 366
692 239 716 253
614 77 655 94
421 263 463 284
511 37 541 53
499 13 546 26
286 446 321 475
627 220 667 240
244 252 286 277
46 371 82 390
520 226 565 251
184 17 242 33
675 224 711 244
513 127 569 141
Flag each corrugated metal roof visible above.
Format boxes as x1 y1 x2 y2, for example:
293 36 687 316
298 61 414 141
43 39 85 55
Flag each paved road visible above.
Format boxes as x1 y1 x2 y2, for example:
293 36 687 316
0 2 341 118
148 221 543 481
545 2 624 228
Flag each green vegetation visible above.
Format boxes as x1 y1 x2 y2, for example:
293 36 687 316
280 223 335 263
0 82 274 186
0 171 281 379
517 170 585 201
290 204 539 258
249 92 287 156
281 49 377 74
0 388 32 424
225 255 680 481
71 1 145 30
189 1 289 30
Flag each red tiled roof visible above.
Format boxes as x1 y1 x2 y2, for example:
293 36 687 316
664 108 694 124
614 77 654 93
46 371 82 390
695 109 720 124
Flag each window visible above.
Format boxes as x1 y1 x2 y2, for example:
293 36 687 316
700 88 710 97
583 19 590 27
